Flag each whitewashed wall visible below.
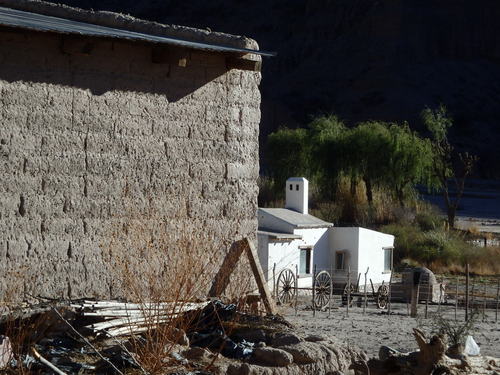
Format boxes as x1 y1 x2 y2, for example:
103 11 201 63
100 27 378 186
357 227 394 286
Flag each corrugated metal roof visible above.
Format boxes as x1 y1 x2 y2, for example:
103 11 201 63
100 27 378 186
0 6 275 57
259 208 333 229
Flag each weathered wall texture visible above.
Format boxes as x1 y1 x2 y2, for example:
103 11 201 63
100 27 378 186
0 29 261 300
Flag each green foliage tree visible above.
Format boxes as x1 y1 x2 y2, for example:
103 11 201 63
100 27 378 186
421 105 478 228
265 127 311 194
386 123 438 206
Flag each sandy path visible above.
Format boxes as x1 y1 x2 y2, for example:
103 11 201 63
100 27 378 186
282 301 500 358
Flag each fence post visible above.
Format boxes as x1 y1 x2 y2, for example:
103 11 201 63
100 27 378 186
329 265 333 317
312 264 317 317
363 267 369 315
295 264 298 316
455 276 459 321
388 272 393 316
425 282 430 319
273 263 276 298
438 276 444 314
482 282 487 322
496 277 500 323
465 263 469 322
347 266 351 317
471 281 476 312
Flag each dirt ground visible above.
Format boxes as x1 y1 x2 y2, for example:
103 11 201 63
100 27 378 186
282 298 500 358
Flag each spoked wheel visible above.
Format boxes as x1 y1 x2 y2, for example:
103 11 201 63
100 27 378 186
376 284 389 309
342 283 355 306
276 268 297 304
313 271 332 309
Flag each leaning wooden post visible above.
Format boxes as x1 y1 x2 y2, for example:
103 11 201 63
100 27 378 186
465 263 469 321
495 277 500 323
346 266 351 317
312 264 317 317
455 276 459 321
410 273 420 318
363 267 369 314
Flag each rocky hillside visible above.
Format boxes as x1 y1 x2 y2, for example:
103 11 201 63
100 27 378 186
48 0 500 177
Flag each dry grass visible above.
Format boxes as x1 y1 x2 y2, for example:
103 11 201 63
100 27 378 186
101 191 257 374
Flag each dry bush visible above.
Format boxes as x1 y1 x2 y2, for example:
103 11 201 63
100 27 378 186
102 197 257 373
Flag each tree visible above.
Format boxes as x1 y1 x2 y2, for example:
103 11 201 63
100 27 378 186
386 123 437 206
265 127 311 192
344 121 391 205
421 105 478 228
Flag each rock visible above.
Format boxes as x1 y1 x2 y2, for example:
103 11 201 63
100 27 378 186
304 334 326 343
252 347 294 366
281 342 324 365
182 347 211 361
270 332 303 347
227 363 267 375
255 341 266 348
0 336 12 369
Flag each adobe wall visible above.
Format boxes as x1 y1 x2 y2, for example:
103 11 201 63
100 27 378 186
0 29 261 300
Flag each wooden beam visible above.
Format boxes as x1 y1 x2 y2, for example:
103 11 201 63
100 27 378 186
208 240 245 297
226 57 261 72
208 238 276 315
243 238 277 315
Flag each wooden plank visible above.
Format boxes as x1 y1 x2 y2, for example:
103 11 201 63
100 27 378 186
243 238 277 315
208 240 245 297
208 238 276 315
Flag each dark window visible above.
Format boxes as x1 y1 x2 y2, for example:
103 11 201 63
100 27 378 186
300 248 311 274
289 184 293 190
296 184 299 191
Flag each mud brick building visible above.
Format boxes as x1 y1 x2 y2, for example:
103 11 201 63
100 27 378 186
0 0 272 300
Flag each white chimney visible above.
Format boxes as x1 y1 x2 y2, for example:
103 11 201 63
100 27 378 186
285 177 309 215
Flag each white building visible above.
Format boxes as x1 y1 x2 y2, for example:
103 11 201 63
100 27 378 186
257 177 394 290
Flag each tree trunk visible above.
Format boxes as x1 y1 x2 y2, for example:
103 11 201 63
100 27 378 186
350 177 357 197
363 176 373 205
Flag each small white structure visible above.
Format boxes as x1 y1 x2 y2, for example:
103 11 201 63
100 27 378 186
257 177 394 290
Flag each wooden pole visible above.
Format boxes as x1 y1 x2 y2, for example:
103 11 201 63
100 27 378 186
295 264 298 316
273 263 276 298
363 267 369 315
482 282 487 322
455 276 459 321
471 281 476 312
437 276 444 314
329 265 333 317
312 264 317 317
465 263 469 321
496 277 499 323
388 272 393 316
411 284 419 318
347 266 351 317
425 282 429 319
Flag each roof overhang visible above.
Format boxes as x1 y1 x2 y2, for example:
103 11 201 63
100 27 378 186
0 6 276 57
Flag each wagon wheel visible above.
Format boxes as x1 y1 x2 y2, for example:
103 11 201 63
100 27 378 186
342 283 355 306
314 271 332 309
376 284 389 309
276 269 296 304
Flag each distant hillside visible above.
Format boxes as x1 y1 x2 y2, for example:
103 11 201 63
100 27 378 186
48 0 500 177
